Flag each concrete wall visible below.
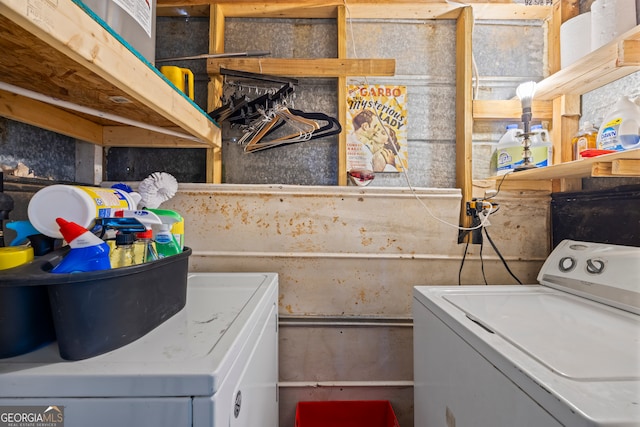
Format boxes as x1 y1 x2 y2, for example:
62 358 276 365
158 183 550 427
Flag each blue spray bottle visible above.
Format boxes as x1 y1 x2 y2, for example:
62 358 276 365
51 218 111 274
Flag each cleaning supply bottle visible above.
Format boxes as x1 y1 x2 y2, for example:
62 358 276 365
597 96 640 151
529 124 553 168
27 185 137 239
114 209 162 263
146 208 185 250
490 124 523 176
134 229 158 262
0 246 34 270
572 121 598 160
154 223 181 258
52 218 111 274
110 232 143 268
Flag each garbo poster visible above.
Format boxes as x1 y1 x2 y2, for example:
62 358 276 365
346 85 408 173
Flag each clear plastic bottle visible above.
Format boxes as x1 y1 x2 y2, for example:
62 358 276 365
135 229 158 263
572 121 598 160
110 232 141 268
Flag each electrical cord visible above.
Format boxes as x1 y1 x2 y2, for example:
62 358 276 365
458 240 470 286
484 226 523 285
479 239 488 285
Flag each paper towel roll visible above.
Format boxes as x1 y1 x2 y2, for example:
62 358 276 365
561 12 591 68
591 0 637 50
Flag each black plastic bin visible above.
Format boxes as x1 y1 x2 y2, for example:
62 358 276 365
0 247 191 360
0 284 55 359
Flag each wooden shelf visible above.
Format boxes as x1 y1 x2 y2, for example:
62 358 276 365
494 149 640 181
0 0 220 148
535 25 640 100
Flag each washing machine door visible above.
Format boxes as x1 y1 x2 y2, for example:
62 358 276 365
443 289 640 381
414 284 640 426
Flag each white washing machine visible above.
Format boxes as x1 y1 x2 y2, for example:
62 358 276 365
414 240 640 427
0 272 279 427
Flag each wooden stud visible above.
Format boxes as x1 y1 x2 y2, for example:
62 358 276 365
208 3 226 184
548 0 579 75
456 6 474 236
338 5 348 186
552 95 580 165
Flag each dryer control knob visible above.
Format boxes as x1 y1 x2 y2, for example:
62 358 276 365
586 258 605 274
559 256 576 272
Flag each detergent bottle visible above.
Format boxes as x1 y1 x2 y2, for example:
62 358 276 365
491 124 523 176
154 223 181 258
52 218 111 274
529 124 553 168
146 208 184 250
597 96 640 151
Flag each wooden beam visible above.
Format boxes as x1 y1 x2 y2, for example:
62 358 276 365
612 159 640 176
103 127 215 148
591 161 614 177
156 4 210 16
456 6 474 237
338 5 348 186
157 1 552 20
473 100 553 121
548 0 579 75
207 58 396 77
552 95 580 164
618 39 640 66
0 89 103 144
209 3 225 184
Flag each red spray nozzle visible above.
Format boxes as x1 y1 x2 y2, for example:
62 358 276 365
55 217 88 242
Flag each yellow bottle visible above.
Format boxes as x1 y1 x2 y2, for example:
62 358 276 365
572 121 598 160
110 233 143 268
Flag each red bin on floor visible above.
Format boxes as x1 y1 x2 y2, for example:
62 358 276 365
295 400 400 427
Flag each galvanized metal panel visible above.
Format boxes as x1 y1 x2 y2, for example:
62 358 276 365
0 119 76 182
581 72 640 130
159 184 549 318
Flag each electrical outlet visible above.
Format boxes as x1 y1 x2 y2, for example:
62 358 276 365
464 199 484 244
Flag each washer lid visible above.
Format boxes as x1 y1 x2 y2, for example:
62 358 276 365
444 290 640 380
